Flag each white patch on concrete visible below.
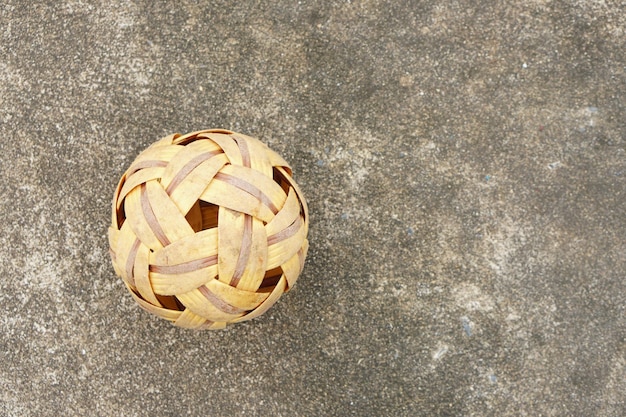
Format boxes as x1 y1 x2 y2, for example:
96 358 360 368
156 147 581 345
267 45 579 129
453 282 495 312
433 344 449 360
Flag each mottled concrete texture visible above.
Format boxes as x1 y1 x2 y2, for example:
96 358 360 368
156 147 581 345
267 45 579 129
1 1 624 416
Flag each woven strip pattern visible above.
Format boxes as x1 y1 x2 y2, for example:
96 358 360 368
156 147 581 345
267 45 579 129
109 129 309 329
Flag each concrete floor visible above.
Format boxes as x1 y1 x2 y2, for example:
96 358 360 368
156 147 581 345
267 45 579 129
1 1 624 416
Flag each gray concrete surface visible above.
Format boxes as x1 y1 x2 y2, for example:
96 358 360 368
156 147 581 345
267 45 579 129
1 1 624 416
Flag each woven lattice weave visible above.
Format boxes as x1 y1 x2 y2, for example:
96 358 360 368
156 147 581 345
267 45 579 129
108 129 309 329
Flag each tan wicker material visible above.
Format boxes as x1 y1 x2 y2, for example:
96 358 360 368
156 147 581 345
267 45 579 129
108 129 309 329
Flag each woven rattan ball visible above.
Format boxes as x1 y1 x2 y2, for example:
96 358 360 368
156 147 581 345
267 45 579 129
108 129 309 329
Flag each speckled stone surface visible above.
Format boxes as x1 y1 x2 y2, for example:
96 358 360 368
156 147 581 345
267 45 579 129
1 1 624 416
